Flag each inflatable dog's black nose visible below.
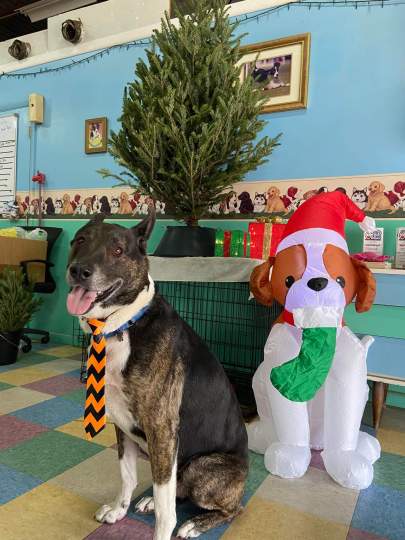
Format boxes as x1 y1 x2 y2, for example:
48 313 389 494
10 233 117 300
69 263 93 281
307 277 328 292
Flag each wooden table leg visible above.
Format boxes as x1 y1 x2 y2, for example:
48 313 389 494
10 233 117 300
372 381 388 431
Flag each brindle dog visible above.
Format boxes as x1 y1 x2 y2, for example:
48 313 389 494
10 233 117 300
66 211 248 540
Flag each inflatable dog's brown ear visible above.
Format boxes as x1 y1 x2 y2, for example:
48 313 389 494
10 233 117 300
351 257 376 313
250 258 275 306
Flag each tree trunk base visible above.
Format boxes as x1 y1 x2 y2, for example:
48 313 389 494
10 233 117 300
154 226 216 257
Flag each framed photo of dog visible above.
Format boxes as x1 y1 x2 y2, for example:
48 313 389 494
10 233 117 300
85 117 108 154
238 34 310 114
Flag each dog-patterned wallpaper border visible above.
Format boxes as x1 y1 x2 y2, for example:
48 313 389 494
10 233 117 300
8 172 405 220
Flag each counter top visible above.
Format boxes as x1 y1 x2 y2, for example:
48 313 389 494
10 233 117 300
371 268 405 275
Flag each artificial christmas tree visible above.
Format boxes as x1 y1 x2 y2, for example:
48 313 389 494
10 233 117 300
100 0 280 255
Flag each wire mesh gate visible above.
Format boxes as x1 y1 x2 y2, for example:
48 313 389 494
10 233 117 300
74 281 282 407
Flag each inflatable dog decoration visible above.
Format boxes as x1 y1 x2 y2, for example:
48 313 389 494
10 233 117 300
248 191 381 490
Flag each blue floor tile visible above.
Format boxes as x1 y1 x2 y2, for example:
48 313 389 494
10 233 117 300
129 488 227 540
0 363 24 373
351 483 405 540
129 489 240 540
10 396 84 429
64 368 82 379
0 463 42 504
0 353 55 373
127 451 264 540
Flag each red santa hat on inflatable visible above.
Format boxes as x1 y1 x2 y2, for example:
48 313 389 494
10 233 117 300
276 191 376 255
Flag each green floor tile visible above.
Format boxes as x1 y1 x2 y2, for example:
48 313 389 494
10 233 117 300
374 451 405 492
62 387 86 404
245 451 268 495
0 430 104 481
67 354 83 362
0 381 14 391
17 353 58 366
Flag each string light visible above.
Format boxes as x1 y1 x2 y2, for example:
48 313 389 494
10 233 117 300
1 0 403 80
0 38 152 80
234 0 403 24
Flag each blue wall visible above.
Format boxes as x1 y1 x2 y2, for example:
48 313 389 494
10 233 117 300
1 4 405 192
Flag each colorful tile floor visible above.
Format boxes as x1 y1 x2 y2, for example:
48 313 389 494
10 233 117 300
1 344 405 540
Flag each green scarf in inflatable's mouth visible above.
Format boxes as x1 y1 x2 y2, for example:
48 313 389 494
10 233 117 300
270 327 337 402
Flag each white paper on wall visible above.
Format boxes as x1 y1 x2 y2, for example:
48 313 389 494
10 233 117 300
363 228 384 255
0 114 18 214
395 228 405 269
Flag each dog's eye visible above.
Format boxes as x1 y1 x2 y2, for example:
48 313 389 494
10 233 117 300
113 246 123 257
76 236 85 245
336 276 346 288
285 276 295 288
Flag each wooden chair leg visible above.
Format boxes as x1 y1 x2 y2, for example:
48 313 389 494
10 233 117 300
383 383 389 405
372 381 388 431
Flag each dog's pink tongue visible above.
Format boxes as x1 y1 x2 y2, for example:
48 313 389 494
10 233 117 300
67 286 97 315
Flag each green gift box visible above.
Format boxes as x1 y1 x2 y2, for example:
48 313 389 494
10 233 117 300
215 229 250 257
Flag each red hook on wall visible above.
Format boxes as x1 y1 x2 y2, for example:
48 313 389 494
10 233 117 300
32 171 46 184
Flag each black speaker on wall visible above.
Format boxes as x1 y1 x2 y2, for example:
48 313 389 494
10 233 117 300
61 19 83 44
8 39 31 60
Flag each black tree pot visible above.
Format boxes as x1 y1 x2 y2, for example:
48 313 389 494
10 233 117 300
154 226 216 257
0 329 22 365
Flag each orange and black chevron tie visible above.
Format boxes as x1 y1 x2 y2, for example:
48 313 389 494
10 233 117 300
84 319 106 440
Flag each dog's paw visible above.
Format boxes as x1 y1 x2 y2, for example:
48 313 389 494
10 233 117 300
95 503 128 524
177 520 202 538
134 496 155 514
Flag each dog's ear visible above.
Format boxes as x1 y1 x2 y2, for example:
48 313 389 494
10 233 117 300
351 257 376 312
250 258 275 306
132 206 156 253
378 183 385 193
88 213 105 225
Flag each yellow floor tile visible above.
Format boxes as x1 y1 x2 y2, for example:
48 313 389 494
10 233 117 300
222 496 349 540
0 483 100 540
41 345 81 358
57 419 117 447
378 427 405 456
35 358 82 374
255 467 359 525
380 405 405 432
0 387 53 414
0 367 60 386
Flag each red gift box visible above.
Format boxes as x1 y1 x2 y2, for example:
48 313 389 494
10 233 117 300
248 222 286 259
223 231 231 257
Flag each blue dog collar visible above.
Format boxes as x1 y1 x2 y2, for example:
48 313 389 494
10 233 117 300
103 304 150 339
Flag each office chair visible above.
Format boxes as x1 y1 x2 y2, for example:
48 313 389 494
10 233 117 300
19 226 63 353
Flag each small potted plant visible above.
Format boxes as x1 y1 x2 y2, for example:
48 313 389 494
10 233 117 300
0 267 42 365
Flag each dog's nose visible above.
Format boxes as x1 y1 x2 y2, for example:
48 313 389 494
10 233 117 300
307 277 328 292
69 263 93 281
